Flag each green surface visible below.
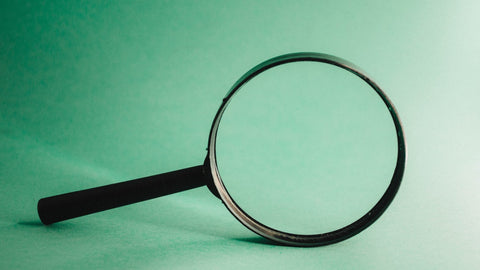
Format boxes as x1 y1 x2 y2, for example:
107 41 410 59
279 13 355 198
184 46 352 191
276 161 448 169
1 0 479 269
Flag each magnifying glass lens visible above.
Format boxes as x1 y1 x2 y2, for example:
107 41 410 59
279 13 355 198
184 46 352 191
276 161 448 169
215 62 397 235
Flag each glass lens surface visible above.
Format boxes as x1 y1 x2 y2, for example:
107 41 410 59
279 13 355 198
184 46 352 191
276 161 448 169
215 61 397 235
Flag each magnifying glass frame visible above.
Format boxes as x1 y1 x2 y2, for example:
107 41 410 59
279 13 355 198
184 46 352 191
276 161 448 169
207 52 406 246
37 52 406 247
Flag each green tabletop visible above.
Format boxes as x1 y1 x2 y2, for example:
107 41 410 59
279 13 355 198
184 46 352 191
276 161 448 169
1 1 479 269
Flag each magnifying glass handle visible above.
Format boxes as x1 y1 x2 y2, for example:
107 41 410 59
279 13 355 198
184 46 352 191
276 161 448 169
38 165 207 225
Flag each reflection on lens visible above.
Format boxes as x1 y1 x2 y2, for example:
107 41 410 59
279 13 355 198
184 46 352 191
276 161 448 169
215 61 397 235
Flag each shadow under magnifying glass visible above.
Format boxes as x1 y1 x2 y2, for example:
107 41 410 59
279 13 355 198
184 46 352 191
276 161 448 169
233 236 285 246
17 221 44 227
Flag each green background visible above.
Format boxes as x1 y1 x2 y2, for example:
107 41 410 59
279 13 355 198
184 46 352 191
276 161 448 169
1 0 479 269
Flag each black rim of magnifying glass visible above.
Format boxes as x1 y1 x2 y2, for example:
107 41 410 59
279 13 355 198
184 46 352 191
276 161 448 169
207 52 406 247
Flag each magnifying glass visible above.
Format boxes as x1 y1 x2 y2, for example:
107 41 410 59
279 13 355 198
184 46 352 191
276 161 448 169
37 52 406 247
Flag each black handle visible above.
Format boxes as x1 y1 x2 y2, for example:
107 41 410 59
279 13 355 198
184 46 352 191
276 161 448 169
38 165 208 225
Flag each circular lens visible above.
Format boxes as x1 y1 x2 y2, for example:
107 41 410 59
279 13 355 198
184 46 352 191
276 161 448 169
208 53 405 246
